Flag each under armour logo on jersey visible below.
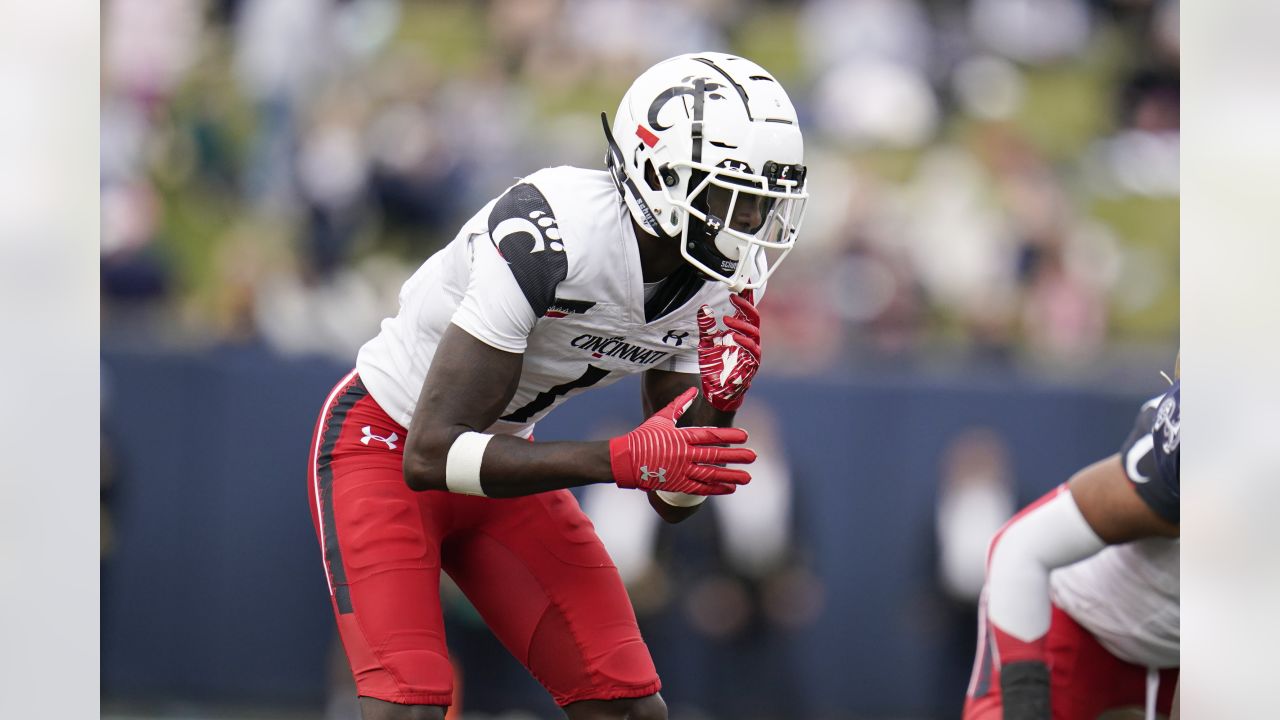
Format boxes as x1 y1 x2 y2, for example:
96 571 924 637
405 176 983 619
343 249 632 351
662 330 690 347
639 465 667 483
360 426 399 450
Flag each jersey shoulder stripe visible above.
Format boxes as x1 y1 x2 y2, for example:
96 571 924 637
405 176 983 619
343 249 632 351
487 182 569 318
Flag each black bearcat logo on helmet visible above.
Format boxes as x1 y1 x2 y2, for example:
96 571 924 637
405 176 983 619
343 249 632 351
647 77 726 131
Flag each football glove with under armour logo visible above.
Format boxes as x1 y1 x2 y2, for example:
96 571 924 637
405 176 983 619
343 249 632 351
609 387 756 495
698 291 761 412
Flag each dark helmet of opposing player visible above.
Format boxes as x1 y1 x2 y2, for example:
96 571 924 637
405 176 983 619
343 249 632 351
602 52 809 291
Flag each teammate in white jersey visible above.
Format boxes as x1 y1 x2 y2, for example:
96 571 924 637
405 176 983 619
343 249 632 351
306 52 808 720
964 365 1181 720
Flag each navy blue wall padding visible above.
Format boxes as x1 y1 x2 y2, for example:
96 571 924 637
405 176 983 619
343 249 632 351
100 348 1149 716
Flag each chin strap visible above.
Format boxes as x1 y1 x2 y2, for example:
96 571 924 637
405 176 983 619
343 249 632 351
601 112 672 241
685 215 739 278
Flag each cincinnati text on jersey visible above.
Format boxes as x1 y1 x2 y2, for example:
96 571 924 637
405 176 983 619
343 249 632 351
571 334 671 365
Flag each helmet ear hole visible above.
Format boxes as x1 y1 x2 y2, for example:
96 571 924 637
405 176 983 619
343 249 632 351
643 160 661 192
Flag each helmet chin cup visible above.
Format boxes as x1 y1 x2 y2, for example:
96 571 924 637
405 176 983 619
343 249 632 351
713 228 742 262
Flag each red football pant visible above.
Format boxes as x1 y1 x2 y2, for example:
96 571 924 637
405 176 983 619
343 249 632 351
308 371 661 707
964 603 1178 719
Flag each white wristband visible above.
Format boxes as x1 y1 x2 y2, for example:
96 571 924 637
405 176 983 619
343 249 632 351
655 490 707 507
445 431 493 496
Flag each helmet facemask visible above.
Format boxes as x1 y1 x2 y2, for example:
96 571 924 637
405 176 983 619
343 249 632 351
675 159 807 291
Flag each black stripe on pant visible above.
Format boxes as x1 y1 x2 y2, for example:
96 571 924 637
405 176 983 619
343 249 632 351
317 377 368 614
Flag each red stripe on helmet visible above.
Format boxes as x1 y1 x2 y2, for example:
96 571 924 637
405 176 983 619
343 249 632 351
636 124 659 147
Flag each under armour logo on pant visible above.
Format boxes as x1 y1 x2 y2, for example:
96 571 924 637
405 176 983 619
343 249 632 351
360 425 399 450
639 465 667 483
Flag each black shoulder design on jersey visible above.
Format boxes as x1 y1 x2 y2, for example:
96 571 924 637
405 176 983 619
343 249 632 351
487 183 568 318
1119 382 1180 525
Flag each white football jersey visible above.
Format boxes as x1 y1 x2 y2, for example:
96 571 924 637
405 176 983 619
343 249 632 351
356 166 763 437
1050 538 1179 668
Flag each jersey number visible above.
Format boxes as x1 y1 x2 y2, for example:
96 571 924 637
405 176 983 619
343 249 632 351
500 365 610 423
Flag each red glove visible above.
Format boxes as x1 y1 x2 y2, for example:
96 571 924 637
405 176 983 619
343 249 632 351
609 387 755 495
698 291 761 412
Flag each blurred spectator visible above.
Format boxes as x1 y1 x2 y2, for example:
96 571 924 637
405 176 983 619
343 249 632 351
101 181 171 303
100 0 1178 371
969 0 1092 65
951 54 1026 122
104 0 204 109
1089 66 1180 197
1020 238 1110 363
800 0 933 72
933 427 1016 716
295 86 370 277
936 428 1016 602
803 0 939 149
813 59 940 149
252 255 407 358
232 0 336 209
562 0 728 69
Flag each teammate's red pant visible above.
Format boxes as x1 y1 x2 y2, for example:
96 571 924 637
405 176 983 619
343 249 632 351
964 603 1178 719
308 371 661 707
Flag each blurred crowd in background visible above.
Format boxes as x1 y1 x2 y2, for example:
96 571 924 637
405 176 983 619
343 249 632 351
100 0 1179 376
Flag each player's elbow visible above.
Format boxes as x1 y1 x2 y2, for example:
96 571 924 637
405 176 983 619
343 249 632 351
402 455 441 491
985 530 1036 588
402 431 450 491
984 487 1106 591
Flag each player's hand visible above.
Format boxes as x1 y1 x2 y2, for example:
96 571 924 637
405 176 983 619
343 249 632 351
697 290 761 412
609 387 755 495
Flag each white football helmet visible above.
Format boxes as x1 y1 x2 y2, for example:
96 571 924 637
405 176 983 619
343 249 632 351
603 52 808 291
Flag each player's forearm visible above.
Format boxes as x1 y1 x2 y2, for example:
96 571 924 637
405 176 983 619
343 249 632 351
468 436 613 497
679 395 736 428
403 432 611 497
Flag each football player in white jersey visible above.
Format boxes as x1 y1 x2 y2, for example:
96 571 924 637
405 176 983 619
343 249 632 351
306 52 808 720
964 362 1181 720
